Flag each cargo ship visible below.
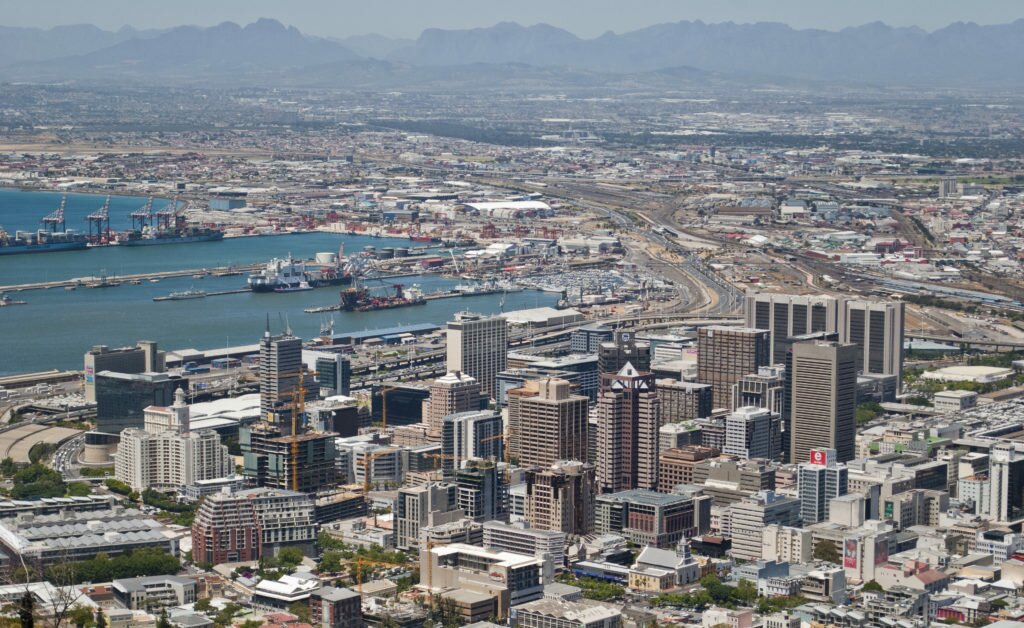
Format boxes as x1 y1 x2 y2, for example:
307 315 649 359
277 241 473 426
0 196 89 255
120 227 224 246
119 197 223 246
154 289 208 302
248 254 353 293
305 283 425 313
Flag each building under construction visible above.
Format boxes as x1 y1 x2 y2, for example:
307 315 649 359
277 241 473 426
240 424 338 493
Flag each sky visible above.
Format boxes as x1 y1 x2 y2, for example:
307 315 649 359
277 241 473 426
5 0 1024 39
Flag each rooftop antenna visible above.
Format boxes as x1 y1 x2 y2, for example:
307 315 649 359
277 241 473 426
284 314 293 337
265 314 271 338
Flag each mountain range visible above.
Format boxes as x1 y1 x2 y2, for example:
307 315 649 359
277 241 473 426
3 18 1024 87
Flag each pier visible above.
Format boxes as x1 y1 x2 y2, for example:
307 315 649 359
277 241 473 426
0 263 264 293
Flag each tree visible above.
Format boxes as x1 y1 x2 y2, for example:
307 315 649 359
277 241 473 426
65 482 92 497
814 540 841 563
156 611 172 628
18 591 33 628
69 606 95 628
277 547 304 569
12 465 65 499
94 608 105 628
862 580 884 593
193 598 213 615
287 602 311 624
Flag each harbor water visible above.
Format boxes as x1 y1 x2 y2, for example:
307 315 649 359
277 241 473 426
0 190 557 375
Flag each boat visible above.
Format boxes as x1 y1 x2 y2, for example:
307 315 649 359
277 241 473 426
154 289 208 302
129 279 142 285
120 229 224 246
307 283 426 313
0 197 90 255
248 255 352 293
274 281 313 293
0 293 27 307
64 286 76 292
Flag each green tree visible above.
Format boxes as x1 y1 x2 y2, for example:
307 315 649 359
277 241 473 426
277 547 304 569
814 540 841 563
0 457 17 477
12 464 65 499
862 580 884 593
66 482 92 497
193 598 213 615
18 591 33 628
287 602 311 624
104 479 132 495
156 611 172 628
95 608 105 628
69 605 95 628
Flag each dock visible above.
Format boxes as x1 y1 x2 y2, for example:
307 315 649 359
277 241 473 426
153 288 250 302
0 263 263 293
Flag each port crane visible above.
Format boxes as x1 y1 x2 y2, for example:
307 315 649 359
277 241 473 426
86 196 111 243
41 195 67 232
130 197 154 231
154 196 183 232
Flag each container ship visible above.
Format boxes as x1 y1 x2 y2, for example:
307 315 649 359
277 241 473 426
120 227 224 246
248 253 354 293
118 197 223 246
0 196 89 256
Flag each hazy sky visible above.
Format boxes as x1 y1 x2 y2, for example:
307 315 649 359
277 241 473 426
5 0 1024 38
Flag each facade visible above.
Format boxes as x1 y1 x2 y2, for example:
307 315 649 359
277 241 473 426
595 365 660 493
789 341 858 464
483 520 566 567
732 366 785 416
798 448 849 525
424 371 482 441
192 490 262 565
728 491 802 561
744 293 839 363
839 299 905 387
240 488 318 555
723 406 781 461
597 331 651 375
259 329 304 422
112 576 197 611
115 389 233 492
697 327 771 410
240 426 338 493
446 312 509 399
457 461 507 522
423 543 546 618
316 355 351 398
84 341 163 403
594 489 710 548
657 446 720 493
988 443 1024 521
310 587 362 628
523 461 596 536
657 380 713 422
442 410 504 472
94 371 186 435
762 525 813 564
508 378 589 468
571 324 615 354
395 483 458 550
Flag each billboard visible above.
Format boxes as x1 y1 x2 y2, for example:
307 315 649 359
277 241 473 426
884 501 894 520
874 537 889 566
844 538 860 569
809 449 828 466
85 366 94 384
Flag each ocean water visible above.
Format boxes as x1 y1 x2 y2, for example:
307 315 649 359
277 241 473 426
0 190 557 375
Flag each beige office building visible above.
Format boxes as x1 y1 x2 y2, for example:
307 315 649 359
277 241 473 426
423 371 481 441
789 341 858 464
508 378 589 467
697 326 771 410
447 312 508 399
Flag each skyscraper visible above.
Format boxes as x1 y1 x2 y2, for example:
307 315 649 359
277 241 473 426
789 341 858 464
839 299 905 388
595 364 660 493
723 406 781 461
456 460 507 522
84 341 164 403
446 312 508 399
423 371 482 441
523 461 596 535
260 326 303 423
732 366 785 415
442 410 504 473
697 326 771 410
507 378 589 468
598 330 651 374
744 293 839 363
797 448 848 525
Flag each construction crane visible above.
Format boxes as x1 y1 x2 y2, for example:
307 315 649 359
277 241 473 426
480 432 511 482
274 367 318 492
86 196 111 243
360 449 397 497
130 197 154 231
424 453 462 475
41 195 67 232
337 557 410 597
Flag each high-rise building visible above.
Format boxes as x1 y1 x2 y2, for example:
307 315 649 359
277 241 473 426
240 426 338 493
598 331 651 374
447 312 508 399
523 461 596 535
727 491 802 561
508 378 589 468
94 371 188 435
456 460 507 522
395 483 458 550
658 380 713 422
424 371 482 441
839 299 905 387
724 406 782 461
744 294 839 363
260 327 303 423
789 341 858 464
797 448 849 525
939 177 959 198
315 355 351 397
442 410 504 472
192 490 262 565
697 326 771 410
594 489 711 548
115 389 233 492
595 364 660 494
657 445 719 493
482 521 565 568
570 323 614 354
989 443 1024 522
732 366 785 415
84 341 164 403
